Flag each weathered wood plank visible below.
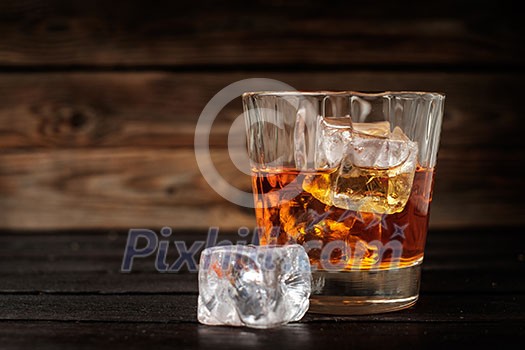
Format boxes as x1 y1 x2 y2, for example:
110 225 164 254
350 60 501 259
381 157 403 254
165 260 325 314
0 294 523 323
0 147 523 229
0 0 522 67
0 72 522 148
2 269 525 295
0 272 198 294
0 149 254 230
0 71 522 230
0 230 523 294
0 321 523 350
2 229 522 257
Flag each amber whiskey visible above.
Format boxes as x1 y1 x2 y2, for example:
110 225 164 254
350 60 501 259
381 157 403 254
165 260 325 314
252 167 434 270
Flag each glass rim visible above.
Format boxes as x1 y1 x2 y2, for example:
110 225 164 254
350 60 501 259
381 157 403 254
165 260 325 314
243 90 445 100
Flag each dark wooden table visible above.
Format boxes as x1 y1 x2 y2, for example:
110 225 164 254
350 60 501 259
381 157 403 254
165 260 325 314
0 228 524 349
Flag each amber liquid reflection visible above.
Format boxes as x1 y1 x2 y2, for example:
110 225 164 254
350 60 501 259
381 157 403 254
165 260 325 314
252 168 434 270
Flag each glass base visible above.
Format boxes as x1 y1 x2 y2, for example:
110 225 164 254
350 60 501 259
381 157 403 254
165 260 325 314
308 264 421 315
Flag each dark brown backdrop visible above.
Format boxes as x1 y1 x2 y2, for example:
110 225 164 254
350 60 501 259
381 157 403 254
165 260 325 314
0 0 523 231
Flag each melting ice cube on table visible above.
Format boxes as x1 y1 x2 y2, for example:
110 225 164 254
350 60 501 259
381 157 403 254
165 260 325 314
198 244 311 329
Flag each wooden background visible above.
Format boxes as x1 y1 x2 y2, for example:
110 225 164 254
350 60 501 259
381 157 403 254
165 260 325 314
0 0 524 231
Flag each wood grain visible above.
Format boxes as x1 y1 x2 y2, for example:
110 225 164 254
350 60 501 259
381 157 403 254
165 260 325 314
0 71 523 148
0 229 523 294
0 146 523 230
0 72 523 230
0 2 523 232
1 321 523 350
0 149 254 230
0 0 522 67
1 294 524 323
2 229 522 258
0 230 523 348
4 269 525 295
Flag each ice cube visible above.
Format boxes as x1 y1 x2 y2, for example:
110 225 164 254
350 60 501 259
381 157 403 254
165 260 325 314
347 125 417 169
198 244 311 329
315 116 352 168
306 119 418 214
